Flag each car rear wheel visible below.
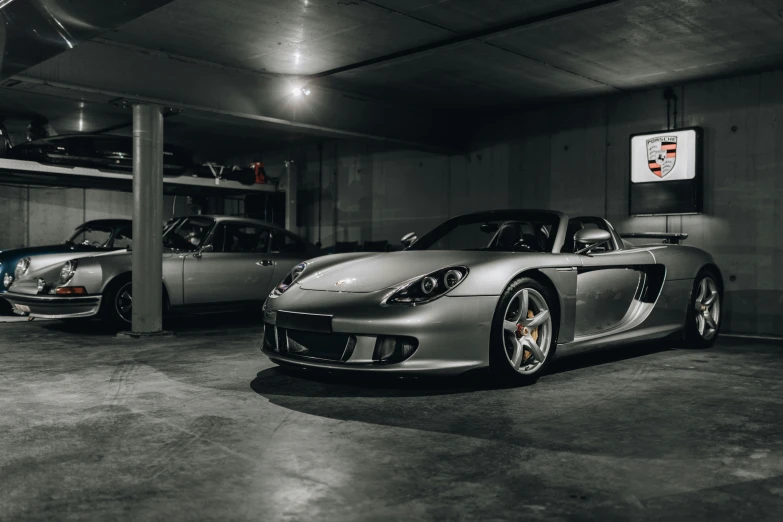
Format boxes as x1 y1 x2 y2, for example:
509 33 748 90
489 277 558 385
684 270 722 348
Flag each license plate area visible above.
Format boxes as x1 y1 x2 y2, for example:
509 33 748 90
276 311 332 333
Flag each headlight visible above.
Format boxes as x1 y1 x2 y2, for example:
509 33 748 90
14 257 30 281
272 262 307 296
384 266 468 305
59 260 78 285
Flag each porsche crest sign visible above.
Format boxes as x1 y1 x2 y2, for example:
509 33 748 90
629 127 703 216
646 136 677 178
631 129 697 183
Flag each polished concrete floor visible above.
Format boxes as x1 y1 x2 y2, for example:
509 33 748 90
1 315 782 521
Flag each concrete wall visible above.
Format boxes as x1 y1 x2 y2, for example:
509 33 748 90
261 142 454 249
0 187 188 249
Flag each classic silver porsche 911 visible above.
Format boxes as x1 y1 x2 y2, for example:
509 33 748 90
5 216 319 325
261 210 722 384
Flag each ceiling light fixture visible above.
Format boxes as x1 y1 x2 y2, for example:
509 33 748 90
291 87 311 97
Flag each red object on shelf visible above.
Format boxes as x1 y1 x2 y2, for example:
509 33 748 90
253 162 267 184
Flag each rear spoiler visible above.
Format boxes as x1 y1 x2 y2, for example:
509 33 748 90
620 232 688 245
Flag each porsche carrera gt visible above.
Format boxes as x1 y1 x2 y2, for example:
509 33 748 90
261 210 722 384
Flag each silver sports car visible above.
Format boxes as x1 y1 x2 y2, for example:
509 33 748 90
261 210 722 384
5 216 319 325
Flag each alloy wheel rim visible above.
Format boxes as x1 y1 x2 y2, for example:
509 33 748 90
115 283 132 323
502 288 552 375
694 277 720 340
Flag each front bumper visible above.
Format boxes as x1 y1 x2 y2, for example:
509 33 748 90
261 288 498 375
3 292 102 319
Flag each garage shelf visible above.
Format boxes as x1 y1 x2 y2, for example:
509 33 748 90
0 158 280 196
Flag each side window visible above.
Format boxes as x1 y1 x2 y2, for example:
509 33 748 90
204 224 226 252
112 227 133 249
221 223 271 253
271 232 308 254
75 228 114 248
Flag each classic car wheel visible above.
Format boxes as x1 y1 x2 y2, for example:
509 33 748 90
114 282 133 324
685 271 722 348
490 277 557 384
100 279 132 326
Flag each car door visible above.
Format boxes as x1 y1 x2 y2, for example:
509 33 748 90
183 222 277 305
568 218 656 339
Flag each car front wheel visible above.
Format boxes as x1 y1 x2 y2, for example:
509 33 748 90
489 277 558 385
100 279 132 327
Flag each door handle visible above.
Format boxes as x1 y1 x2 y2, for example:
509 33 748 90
257 260 274 266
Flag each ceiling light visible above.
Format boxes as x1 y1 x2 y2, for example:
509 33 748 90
291 87 311 97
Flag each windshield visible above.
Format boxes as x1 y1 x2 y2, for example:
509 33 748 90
163 217 215 252
67 226 113 248
409 211 561 253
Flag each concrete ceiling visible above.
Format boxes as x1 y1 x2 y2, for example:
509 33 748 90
96 0 783 106
4 0 783 156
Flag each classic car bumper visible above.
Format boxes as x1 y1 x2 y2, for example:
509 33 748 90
3 292 102 319
261 289 497 375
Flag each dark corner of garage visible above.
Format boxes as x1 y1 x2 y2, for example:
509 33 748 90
0 1 782 520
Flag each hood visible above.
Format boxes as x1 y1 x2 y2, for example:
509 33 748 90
24 250 119 275
298 251 482 293
12 249 129 287
0 244 115 272
0 244 82 261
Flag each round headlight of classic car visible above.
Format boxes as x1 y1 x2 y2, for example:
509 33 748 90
385 266 468 305
272 262 307 296
14 257 30 281
59 260 78 285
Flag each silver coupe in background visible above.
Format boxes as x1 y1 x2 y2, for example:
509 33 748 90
5 216 320 326
261 210 722 384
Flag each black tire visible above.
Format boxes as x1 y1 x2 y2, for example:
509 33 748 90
489 277 559 385
100 277 133 328
683 269 723 348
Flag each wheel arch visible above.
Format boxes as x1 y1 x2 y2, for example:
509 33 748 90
102 272 172 312
497 268 565 343
701 263 724 291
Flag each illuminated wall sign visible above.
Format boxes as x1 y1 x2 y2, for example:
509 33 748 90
629 127 703 216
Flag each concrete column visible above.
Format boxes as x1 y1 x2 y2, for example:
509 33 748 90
285 160 297 231
131 104 164 333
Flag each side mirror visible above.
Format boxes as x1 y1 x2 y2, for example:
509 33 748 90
480 223 499 234
401 232 417 248
200 244 214 253
574 229 611 254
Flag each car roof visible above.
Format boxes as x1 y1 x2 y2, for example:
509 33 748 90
79 219 132 229
459 209 567 219
180 215 290 232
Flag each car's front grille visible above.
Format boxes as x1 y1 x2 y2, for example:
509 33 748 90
282 329 353 362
